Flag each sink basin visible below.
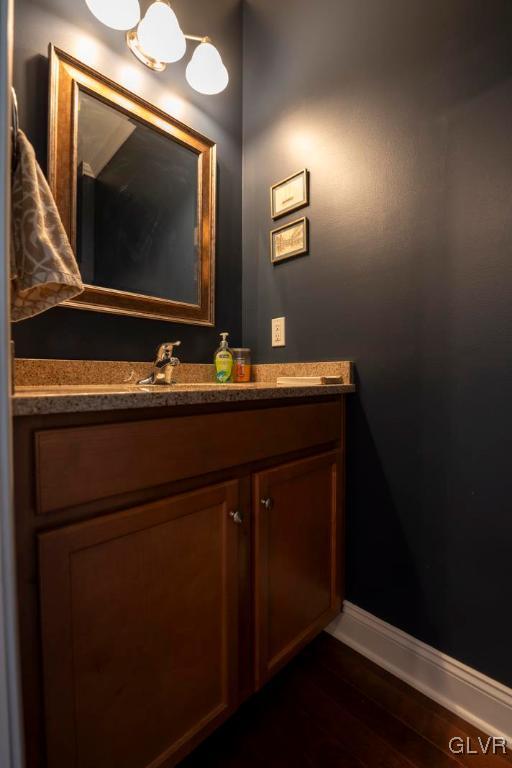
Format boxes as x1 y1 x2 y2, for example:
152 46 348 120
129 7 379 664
15 382 258 396
175 382 257 387
15 384 150 394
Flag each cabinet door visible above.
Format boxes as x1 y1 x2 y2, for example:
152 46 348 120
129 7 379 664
39 481 240 768
253 451 342 687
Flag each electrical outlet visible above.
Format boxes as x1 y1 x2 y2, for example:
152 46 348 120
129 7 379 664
272 317 286 347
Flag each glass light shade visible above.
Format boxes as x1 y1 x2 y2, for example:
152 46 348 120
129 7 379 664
186 42 229 95
136 2 186 64
85 0 140 30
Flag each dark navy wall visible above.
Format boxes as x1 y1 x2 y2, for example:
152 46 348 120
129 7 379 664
12 0 243 361
243 0 512 686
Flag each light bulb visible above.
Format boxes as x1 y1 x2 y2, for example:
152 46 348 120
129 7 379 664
186 42 229 95
85 0 140 31
137 2 186 64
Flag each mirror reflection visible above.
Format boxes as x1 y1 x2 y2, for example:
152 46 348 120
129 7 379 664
76 89 200 305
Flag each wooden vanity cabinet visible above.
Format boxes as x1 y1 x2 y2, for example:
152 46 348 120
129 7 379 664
14 397 346 768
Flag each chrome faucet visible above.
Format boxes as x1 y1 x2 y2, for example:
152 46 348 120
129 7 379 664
138 341 181 386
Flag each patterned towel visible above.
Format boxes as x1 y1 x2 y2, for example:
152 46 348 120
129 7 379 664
10 130 83 321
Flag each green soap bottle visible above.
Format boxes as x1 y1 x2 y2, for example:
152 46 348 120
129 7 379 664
214 332 233 383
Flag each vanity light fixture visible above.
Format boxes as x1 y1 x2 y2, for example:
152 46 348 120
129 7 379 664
186 39 229 95
85 0 141 31
135 1 186 64
85 0 229 94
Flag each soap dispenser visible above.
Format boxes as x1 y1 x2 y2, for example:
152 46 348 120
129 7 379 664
214 332 233 383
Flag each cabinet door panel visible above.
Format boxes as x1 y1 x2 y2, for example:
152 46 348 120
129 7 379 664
254 451 342 687
39 481 240 768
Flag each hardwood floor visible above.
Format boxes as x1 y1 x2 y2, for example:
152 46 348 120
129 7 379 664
180 633 512 768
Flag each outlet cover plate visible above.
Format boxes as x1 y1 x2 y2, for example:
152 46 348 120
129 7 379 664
272 317 286 347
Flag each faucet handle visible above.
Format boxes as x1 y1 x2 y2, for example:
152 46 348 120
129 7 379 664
156 341 181 361
138 342 182 386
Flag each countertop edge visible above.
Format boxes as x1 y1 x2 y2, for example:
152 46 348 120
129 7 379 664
12 383 356 417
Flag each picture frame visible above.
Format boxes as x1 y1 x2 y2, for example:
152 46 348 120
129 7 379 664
271 168 309 220
270 217 309 264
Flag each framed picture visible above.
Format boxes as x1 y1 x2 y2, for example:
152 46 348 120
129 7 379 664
270 217 309 264
271 168 309 220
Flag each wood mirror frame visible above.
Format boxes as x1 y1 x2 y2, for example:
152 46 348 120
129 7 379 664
48 45 216 326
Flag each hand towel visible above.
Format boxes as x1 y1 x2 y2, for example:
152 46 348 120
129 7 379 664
10 130 83 322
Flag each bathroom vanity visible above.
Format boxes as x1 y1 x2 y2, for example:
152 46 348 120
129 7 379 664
13 363 353 768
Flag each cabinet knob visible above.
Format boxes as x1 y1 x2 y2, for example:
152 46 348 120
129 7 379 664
260 497 273 510
229 510 243 525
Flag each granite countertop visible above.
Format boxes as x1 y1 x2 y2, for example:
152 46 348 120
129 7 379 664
12 359 355 416
12 381 354 416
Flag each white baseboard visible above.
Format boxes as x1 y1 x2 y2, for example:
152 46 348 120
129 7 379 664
327 602 512 746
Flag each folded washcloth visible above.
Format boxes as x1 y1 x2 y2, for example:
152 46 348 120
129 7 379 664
10 130 83 322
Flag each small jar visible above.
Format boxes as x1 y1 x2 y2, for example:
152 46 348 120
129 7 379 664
232 348 252 383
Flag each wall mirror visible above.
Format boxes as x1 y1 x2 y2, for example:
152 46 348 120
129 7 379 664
48 46 216 325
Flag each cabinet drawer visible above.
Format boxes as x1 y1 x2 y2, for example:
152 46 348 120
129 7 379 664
36 400 342 514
